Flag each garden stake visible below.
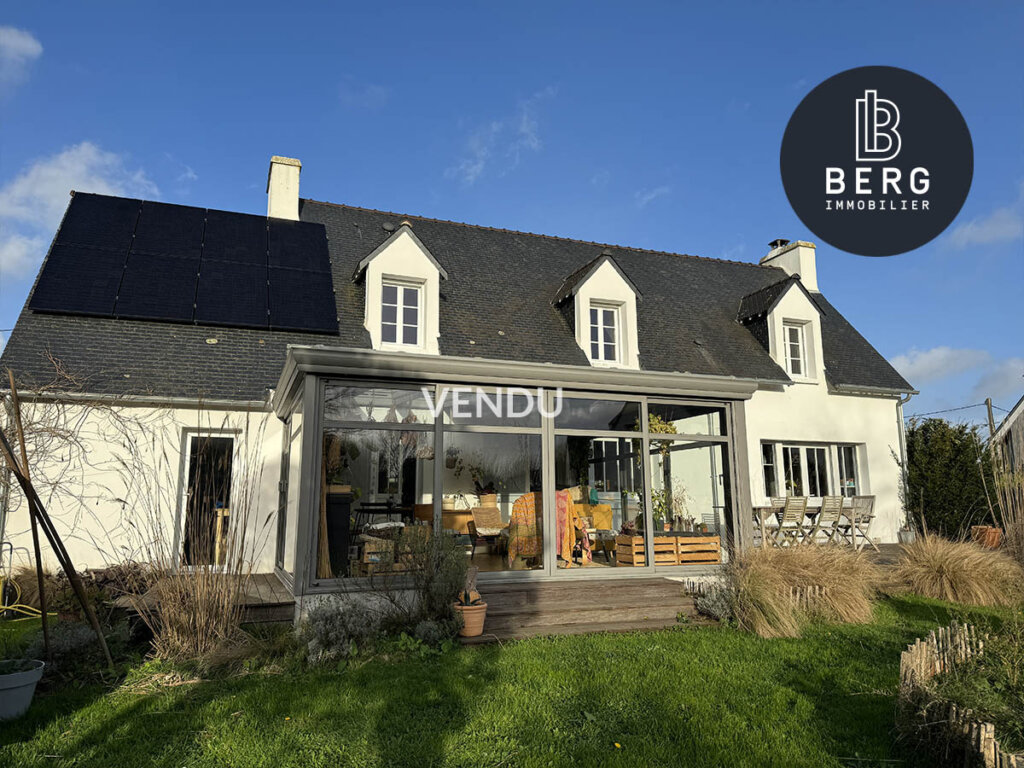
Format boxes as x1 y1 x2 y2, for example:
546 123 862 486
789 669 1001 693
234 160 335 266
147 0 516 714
6 369 50 662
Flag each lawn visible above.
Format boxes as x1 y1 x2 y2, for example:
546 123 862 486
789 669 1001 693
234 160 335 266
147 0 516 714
0 597 1005 768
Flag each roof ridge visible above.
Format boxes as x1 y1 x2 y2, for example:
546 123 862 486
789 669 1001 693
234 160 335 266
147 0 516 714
301 198 781 271
739 273 797 301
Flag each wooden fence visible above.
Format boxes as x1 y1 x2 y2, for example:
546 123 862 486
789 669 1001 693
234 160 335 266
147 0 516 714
898 622 1020 768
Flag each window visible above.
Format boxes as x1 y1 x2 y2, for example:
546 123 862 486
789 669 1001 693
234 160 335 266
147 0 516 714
783 322 807 377
837 445 859 497
761 443 778 498
767 442 861 499
381 281 421 347
589 302 620 363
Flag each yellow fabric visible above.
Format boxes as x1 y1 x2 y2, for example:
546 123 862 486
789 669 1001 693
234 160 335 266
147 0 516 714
578 503 613 530
507 492 542 566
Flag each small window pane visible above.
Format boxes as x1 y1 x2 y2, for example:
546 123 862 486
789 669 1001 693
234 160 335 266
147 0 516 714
555 398 640 432
403 325 418 345
590 325 599 342
590 308 598 324
590 342 600 358
603 326 615 343
403 306 417 324
603 309 615 326
381 324 397 343
603 342 615 360
441 388 542 427
762 443 778 498
382 305 397 324
404 287 419 307
382 284 398 304
647 403 726 436
324 385 436 424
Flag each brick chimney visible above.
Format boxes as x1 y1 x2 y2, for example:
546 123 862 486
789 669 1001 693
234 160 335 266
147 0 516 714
760 239 818 292
267 156 301 221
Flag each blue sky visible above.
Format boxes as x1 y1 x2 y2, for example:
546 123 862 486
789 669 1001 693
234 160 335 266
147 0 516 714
0 2 1021 423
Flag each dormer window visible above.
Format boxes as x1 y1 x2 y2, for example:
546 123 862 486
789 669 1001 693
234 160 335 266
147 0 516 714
355 222 446 355
382 280 422 347
783 321 807 377
589 302 621 363
554 251 641 369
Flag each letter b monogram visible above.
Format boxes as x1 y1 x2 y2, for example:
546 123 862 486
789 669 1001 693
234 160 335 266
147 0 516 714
855 89 901 162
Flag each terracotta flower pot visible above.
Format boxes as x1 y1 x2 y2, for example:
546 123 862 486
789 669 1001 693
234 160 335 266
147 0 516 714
971 525 1002 550
454 602 487 637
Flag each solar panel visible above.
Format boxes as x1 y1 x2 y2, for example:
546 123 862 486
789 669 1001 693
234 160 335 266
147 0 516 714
195 260 269 328
202 209 267 265
269 219 330 272
131 201 206 259
268 266 337 332
29 244 125 316
57 193 140 251
116 252 199 321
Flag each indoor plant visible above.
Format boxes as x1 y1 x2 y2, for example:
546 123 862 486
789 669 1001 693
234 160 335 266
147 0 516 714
453 588 487 637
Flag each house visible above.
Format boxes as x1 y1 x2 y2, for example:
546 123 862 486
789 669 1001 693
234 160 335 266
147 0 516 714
993 392 1024 472
0 155 914 611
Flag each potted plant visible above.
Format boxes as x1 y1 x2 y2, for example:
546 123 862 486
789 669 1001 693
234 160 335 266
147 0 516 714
0 659 45 721
454 588 487 637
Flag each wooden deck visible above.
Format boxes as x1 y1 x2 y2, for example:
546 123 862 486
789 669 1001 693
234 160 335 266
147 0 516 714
112 572 295 624
461 577 698 644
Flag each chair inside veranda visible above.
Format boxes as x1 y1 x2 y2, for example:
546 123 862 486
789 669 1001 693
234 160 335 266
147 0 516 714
467 505 508 560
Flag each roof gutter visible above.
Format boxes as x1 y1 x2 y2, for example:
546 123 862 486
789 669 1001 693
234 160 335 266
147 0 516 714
272 345 771 417
829 382 919 397
0 390 272 412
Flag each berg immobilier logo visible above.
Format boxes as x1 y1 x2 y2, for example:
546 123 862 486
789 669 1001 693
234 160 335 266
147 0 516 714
781 66 973 257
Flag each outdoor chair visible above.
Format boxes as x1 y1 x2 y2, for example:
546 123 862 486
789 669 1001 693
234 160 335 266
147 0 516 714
467 506 508 561
804 495 843 545
838 496 878 551
771 496 808 547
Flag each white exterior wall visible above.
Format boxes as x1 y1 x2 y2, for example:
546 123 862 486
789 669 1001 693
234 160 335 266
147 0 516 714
743 286 905 543
2 402 284 573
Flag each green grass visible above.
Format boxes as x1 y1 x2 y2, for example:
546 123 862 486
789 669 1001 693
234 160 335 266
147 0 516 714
0 597 1008 768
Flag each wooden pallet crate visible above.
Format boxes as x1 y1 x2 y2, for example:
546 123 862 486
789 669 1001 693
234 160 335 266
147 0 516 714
616 533 721 566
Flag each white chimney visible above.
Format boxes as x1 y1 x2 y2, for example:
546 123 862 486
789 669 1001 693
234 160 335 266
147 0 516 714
759 239 818 292
267 156 301 221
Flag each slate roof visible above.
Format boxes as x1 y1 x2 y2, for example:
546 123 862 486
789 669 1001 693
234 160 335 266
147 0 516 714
737 275 809 321
0 194 913 401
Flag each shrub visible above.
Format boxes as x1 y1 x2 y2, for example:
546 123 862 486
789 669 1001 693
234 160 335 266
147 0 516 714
302 597 380 664
140 571 247 661
893 534 1024 607
694 579 734 623
728 546 883 638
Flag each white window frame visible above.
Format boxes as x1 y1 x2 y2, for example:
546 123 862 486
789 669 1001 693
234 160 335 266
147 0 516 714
766 442 832 499
380 278 424 350
783 321 808 378
837 444 859 498
588 300 622 365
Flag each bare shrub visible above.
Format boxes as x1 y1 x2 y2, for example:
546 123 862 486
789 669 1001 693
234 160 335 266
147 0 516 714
893 534 1024 607
729 546 884 638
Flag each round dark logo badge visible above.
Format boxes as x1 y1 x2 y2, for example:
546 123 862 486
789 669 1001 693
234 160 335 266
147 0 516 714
780 66 973 257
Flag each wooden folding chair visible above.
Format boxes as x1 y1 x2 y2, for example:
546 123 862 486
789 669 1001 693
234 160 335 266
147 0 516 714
771 497 807 547
838 496 878 551
805 496 843 545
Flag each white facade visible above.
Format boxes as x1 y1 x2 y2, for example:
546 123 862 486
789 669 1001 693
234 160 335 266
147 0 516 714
741 279 906 543
2 401 283 573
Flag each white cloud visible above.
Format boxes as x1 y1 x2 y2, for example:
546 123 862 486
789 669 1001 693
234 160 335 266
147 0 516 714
972 358 1024 403
338 75 389 110
446 86 556 185
890 346 991 385
0 26 42 89
177 165 198 183
590 170 610 189
634 185 672 209
947 183 1024 249
0 141 158 277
